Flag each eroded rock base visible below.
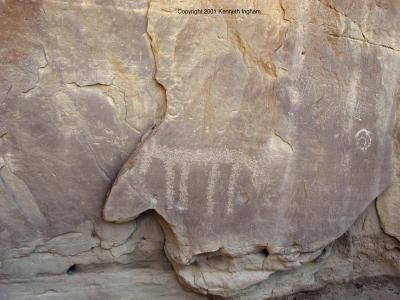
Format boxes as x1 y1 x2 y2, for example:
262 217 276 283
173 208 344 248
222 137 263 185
2 201 400 299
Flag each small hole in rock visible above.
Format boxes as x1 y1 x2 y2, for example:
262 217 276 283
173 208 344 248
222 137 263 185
262 249 269 257
355 282 363 289
141 236 146 241
301 51 306 55
66 264 77 275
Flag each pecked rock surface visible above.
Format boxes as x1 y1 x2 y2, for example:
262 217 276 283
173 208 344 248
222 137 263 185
103 0 400 296
0 0 399 299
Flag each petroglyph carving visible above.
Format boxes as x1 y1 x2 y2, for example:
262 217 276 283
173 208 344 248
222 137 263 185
0 0 399 299
100 0 399 297
138 140 262 214
355 128 372 151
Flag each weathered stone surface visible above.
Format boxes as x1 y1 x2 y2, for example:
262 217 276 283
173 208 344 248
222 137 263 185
103 0 400 296
0 0 164 256
1 0 400 299
3 201 400 300
231 200 400 299
1 267 206 300
377 118 400 241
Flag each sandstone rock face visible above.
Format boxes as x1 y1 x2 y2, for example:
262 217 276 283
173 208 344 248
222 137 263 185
0 0 163 254
377 119 400 241
1 0 400 299
231 201 400 299
103 0 400 296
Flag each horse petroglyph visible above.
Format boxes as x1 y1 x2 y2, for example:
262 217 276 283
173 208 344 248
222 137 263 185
101 0 397 296
138 140 262 215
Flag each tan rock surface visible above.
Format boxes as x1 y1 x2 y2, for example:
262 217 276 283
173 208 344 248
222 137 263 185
377 113 400 241
0 0 164 255
103 0 400 296
0 0 399 299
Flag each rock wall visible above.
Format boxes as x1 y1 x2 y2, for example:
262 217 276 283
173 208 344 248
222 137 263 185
0 0 399 299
